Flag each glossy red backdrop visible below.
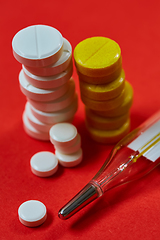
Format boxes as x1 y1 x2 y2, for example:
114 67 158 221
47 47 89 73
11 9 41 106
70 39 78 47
0 0 160 239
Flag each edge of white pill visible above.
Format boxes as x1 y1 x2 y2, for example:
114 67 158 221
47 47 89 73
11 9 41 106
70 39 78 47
18 200 47 227
52 134 81 154
12 25 63 67
30 151 58 177
49 123 78 147
55 148 83 167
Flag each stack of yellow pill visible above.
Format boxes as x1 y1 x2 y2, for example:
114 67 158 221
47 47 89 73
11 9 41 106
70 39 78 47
74 37 133 144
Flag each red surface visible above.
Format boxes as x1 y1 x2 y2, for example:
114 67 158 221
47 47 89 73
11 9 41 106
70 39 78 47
1 0 160 239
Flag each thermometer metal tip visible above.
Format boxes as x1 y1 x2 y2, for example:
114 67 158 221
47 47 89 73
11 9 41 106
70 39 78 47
58 184 99 220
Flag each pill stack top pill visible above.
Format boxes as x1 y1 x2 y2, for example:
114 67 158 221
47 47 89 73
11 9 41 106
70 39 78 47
12 25 78 141
12 25 64 67
74 37 122 78
74 37 133 144
49 123 83 167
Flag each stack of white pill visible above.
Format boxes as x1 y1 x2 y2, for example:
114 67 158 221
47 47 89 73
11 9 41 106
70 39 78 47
28 123 82 179
12 25 78 141
49 123 83 167
18 123 83 227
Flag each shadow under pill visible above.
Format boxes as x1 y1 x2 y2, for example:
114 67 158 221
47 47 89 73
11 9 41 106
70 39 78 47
10 209 53 235
40 209 54 229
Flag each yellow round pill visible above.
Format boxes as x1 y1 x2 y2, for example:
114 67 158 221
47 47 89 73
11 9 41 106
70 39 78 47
92 81 133 117
85 118 130 144
77 64 122 84
79 69 125 101
74 37 122 77
85 107 129 130
81 82 126 111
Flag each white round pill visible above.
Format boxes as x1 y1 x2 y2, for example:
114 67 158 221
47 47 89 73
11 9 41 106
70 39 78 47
22 111 50 141
52 134 81 154
25 102 53 132
27 78 75 112
23 64 73 89
30 151 58 177
12 25 63 67
55 148 83 167
49 123 78 148
19 69 69 102
24 38 72 76
18 200 47 227
30 94 78 124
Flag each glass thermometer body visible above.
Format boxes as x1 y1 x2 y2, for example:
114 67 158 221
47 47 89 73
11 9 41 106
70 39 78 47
59 110 160 219
91 111 160 196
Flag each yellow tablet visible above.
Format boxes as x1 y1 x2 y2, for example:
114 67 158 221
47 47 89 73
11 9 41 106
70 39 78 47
74 37 122 77
79 69 125 101
85 118 130 144
81 82 126 111
85 107 129 130
92 81 133 117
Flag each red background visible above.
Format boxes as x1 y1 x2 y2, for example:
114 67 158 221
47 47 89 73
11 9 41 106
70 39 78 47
0 0 160 239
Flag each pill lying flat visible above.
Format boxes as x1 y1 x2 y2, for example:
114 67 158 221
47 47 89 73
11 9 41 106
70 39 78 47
23 64 73 89
74 37 122 77
22 111 50 140
19 69 69 102
52 134 81 154
85 107 129 130
29 94 78 124
30 151 58 177
79 69 125 101
81 84 125 111
18 200 47 227
24 38 72 76
86 118 130 144
55 148 83 167
27 78 75 112
25 102 53 132
92 81 133 117
49 123 78 148
12 25 63 67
